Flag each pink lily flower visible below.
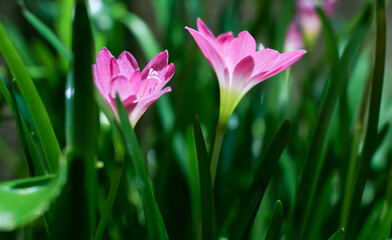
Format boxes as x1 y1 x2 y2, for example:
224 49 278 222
186 18 306 124
284 22 304 52
296 0 337 46
93 48 174 127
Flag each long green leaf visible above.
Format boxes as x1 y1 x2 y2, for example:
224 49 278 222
316 7 339 64
69 0 97 237
328 228 344 240
9 82 37 177
193 115 214 240
0 75 11 105
116 95 168 240
20 2 72 61
291 5 372 239
347 0 387 237
228 120 291 240
0 21 61 173
265 200 283 240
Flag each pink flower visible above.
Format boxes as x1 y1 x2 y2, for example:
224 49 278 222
186 18 306 124
93 48 174 127
296 0 337 46
284 22 304 52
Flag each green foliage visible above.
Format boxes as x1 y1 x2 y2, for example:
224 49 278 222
0 0 390 239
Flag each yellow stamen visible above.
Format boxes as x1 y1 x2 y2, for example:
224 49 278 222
220 52 226 61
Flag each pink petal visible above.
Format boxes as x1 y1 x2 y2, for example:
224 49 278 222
129 87 172 126
92 64 104 95
251 50 306 82
141 50 169 79
117 51 139 78
264 50 306 78
232 56 255 82
186 27 226 76
95 48 113 95
250 49 280 77
110 74 136 100
216 32 235 54
197 18 216 40
110 57 120 77
226 31 256 73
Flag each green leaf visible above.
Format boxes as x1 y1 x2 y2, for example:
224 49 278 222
316 7 339 64
55 0 74 50
9 82 46 176
65 0 98 237
290 4 372 238
19 1 72 61
0 21 61 173
0 158 66 231
346 0 386 237
116 95 168 240
265 200 283 240
112 4 160 60
193 115 215 240
328 228 344 240
228 120 291 240
0 75 11 105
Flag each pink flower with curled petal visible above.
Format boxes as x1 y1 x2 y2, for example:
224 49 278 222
93 48 174 127
185 18 306 124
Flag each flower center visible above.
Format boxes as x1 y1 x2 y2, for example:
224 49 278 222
138 68 161 99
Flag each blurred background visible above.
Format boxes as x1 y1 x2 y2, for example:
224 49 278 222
0 0 391 239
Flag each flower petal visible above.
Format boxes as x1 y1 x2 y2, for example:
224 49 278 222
263 50 306 78
129 87 172 127
197 18 216 40
117 51 139 78
251 49 280 77
217 32 235 55
141 50 169 79
232 55 255 85
110 57 121 77
95 48 113 95
186 27 226 76
226 31 256 73
110 74 137 100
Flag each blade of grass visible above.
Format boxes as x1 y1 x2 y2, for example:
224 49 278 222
346 0 386 238
9 81 38 176
69 0 97 237
228 120 291 240
290 5 372 239
193 115 214 240
0 21 61 173
19 1 72 61
316 7 339 64
55 0 74 50
265 200 283 240
328 228 344 240
0 75 11 105
116 95 168 240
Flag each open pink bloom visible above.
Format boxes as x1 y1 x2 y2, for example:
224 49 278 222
93 48 174 127
186 18 306 123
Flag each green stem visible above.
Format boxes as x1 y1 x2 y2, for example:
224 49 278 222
94 133 125 240
340 124 362 229
210 122 227 187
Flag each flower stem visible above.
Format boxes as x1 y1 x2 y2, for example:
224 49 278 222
94 133 125 240
210 122 227 187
